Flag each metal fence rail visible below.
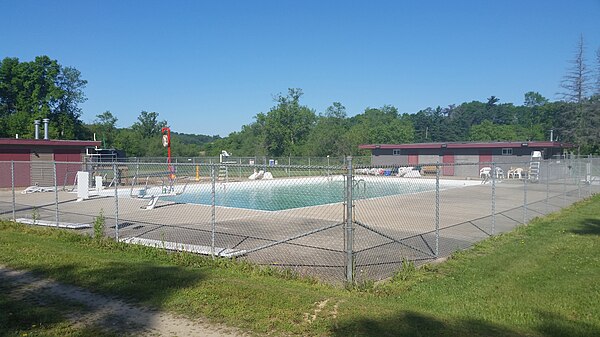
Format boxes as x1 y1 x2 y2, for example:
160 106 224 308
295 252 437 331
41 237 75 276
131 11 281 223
0 156 598 284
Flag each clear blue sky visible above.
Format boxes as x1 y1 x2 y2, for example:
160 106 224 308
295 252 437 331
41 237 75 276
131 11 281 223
1 0 599 137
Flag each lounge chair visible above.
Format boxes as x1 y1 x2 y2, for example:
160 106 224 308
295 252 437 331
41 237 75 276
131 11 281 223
508 167 523 179
479 167 492 179
480 167 492 184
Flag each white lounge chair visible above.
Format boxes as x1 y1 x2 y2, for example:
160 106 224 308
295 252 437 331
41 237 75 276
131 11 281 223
479 167 492 179
480 167 491 184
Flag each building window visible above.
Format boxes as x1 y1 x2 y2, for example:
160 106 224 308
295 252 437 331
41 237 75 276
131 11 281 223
502 148 513 156
393 149 401 155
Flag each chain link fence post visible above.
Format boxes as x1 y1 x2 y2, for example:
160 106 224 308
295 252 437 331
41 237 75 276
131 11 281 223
589 155 593 197
435 162 440 257
11 161 16 221
211 163 216 259
345 156 354 285
523 172 528 225
545 160 549 215
114 163 119 241
53 161 59 227
577 157 581 199
563 161 567 207
491 162 496 235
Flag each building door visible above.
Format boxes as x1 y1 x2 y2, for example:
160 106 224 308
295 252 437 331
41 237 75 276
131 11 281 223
443 154 454 176
479 152 492 170
0 150 31 188
408 154 418 166
54 150 82 188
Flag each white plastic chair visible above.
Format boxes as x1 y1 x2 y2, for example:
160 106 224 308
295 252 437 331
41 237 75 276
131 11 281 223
495 167 504 179
479 167 492 179
508 167 523 179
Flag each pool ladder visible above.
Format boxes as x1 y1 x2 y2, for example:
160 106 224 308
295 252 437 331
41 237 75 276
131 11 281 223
353 178 367 199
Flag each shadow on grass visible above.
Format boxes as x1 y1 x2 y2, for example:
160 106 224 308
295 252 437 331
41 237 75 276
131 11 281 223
535 310 600 337
330 310 600 337
0 277 118 337
0 261 206 336
29 261 205 305
571 218 600 235
0 289 64 336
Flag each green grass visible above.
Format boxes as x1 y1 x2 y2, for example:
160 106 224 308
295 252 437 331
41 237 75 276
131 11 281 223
0 281 118 337
1 194 599 336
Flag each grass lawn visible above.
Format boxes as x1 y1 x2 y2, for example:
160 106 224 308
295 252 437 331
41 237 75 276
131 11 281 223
0 282 117 337
1 194 599 336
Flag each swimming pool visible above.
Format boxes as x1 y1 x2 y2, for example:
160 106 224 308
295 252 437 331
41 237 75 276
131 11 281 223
164 176 479 211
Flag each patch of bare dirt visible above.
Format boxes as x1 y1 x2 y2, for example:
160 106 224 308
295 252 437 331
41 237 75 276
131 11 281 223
0 265 248 337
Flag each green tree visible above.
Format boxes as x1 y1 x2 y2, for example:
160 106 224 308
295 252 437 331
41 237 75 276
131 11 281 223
51 66 88 139
0 56 87 139
113 129 144 157
468 120 518 141
92 111 118 147
131 111 167 139
345 106 414 152
411 107 445 142
524 91 549 108
580 95 600 153
263 88 316 156
305 102 349 156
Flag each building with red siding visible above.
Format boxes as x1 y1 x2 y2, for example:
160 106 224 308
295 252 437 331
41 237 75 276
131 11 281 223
0 138 100 188
359 141 574 177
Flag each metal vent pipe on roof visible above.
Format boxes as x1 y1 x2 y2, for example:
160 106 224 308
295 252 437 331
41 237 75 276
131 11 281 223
34 120 40 140
43 118 49 140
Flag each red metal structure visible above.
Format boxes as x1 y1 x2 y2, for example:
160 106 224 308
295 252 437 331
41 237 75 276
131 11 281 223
161 127 175 180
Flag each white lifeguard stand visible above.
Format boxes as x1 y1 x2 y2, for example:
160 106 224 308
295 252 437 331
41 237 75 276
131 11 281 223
218 150 235 181
529 151 542 181
219 150 230 163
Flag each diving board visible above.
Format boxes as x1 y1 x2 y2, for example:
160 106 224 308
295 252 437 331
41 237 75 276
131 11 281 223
16 218 91 229
119 237 246 257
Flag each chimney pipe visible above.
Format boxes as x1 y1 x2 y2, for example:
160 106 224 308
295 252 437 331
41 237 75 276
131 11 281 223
43 118 50 140
34 120 40 140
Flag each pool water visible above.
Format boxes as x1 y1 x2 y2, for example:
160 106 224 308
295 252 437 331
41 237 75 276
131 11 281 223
163 177 470 211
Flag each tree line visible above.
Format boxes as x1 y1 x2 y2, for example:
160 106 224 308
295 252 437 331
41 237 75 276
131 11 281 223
204 88 599 157
1 36 599 157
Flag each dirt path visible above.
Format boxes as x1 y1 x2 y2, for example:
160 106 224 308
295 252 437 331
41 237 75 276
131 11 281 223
0 265 248 337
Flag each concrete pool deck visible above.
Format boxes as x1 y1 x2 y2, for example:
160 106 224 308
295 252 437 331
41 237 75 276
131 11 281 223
1 177 596 283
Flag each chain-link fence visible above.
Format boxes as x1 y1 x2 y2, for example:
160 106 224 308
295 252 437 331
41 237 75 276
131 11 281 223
1 156 598 284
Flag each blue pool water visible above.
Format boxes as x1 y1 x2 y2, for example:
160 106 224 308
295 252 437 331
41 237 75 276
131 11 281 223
164 177 445 211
